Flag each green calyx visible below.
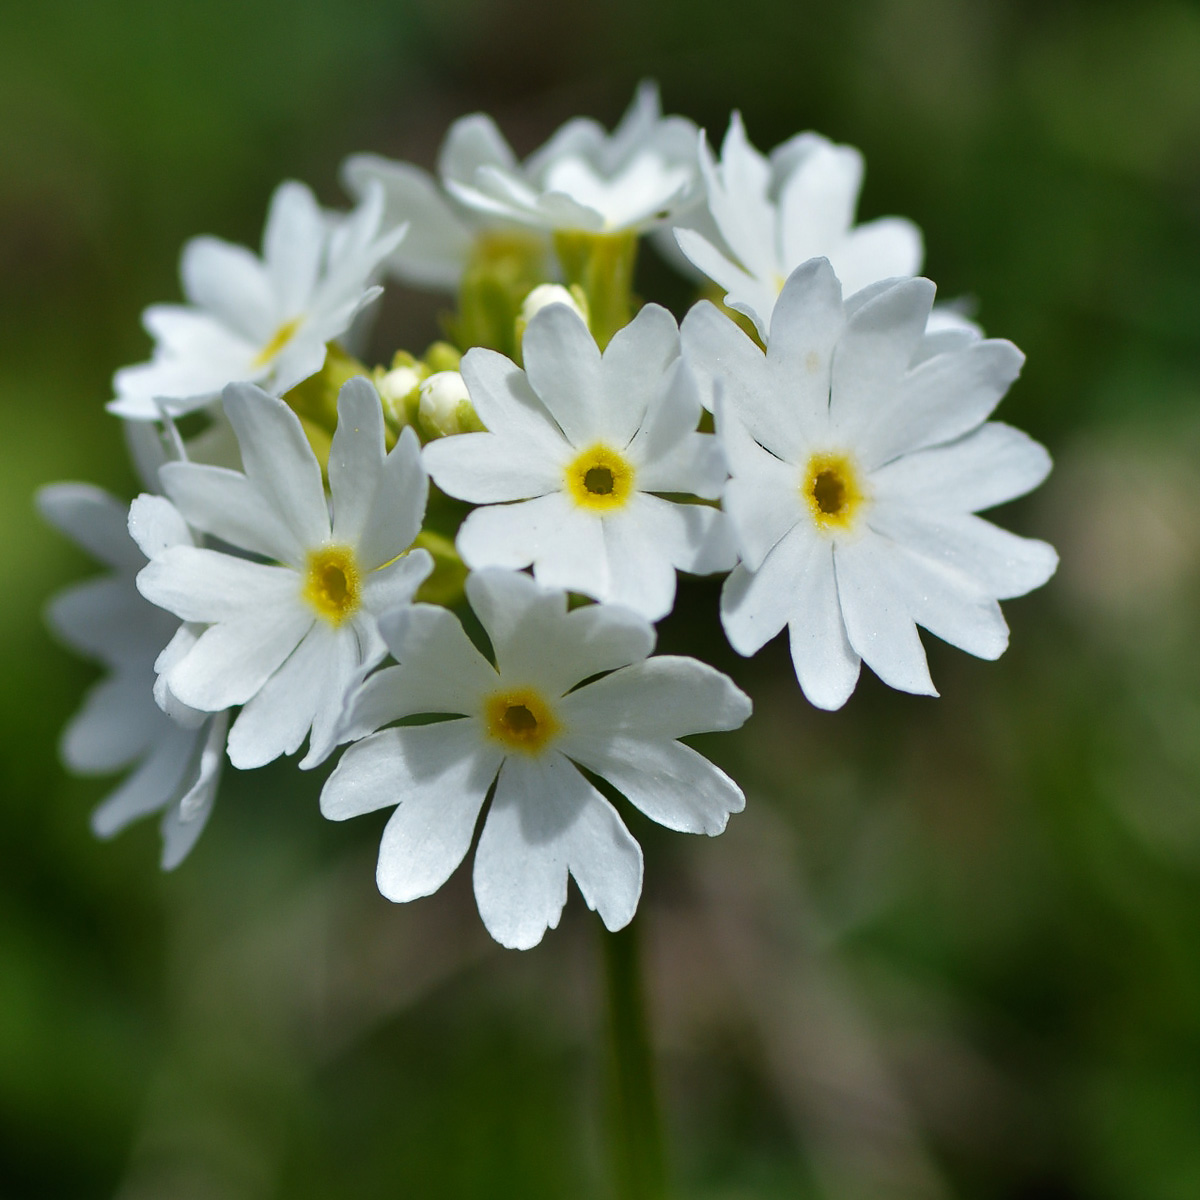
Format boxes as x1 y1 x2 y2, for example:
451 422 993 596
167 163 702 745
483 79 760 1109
449 232 552 359
553 230 639 350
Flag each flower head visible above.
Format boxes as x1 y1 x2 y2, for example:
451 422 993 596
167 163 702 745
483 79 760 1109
111 181 405 419
442 82 700 236
136 378 432 768
674 114 924 340
682 258 1058 709
38 483 227 868
322 569 751 949
423 301 735 620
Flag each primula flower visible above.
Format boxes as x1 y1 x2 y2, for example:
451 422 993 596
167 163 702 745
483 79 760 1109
136 378 432 768
441 82 700 236
39 483 227 868
423 301 735 621
674 114 924 340
321 569 751 949
111 181 405 420
682 258 1058 709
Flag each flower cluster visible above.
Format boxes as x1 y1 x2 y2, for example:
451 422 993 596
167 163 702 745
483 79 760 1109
43 84 1056 948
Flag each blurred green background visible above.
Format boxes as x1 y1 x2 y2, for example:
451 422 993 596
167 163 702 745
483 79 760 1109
4 0 1200 1196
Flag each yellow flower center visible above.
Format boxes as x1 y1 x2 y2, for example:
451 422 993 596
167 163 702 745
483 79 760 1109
483 687 562 756
303 545 361 625
564 443 636 511
802 451 868 533
252 317 302 368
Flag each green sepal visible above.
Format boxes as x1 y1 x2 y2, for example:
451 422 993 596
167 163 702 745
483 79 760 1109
449 232 551 358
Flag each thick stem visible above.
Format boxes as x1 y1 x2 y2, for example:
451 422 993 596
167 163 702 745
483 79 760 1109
602 915 669 1200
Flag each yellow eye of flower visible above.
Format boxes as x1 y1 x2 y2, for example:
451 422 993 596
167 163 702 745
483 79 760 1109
802 451 868 532
253 317 302 368
303 545 361 625
483 687 562 755
564 444 635 511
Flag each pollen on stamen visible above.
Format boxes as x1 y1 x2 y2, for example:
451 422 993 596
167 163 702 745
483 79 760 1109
484 688 562 755
802 451 867 533
303 545 361 625
565 444 635 511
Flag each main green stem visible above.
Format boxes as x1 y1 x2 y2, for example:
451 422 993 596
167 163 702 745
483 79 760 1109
602 916 669 1200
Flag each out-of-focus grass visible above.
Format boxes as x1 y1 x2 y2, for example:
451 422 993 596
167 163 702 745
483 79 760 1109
3 0 1200 1197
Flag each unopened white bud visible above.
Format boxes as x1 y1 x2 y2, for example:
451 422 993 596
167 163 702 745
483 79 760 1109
376 363 426 429
418 371 483 439
519 283 588 328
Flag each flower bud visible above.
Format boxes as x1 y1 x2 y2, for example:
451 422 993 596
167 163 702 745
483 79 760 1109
520 283 589 328
418 371 485 439
374 352 428 430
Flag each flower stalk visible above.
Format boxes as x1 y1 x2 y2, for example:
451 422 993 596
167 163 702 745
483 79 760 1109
602 915 669 1200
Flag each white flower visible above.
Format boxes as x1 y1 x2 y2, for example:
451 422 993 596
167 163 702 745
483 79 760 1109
110 181 405 420
681 258 1058 709
442 82 700 235
136 378 433 768
423 302 735 621
674 114 924 340
321 569 751 949
38 483 227 869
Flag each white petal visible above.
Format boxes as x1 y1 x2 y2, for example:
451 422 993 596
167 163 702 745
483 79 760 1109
834 534 937 696
422 431 563 504
164 603 312 711
360 548 433 617
872 421 1052 514
599 303 681 447
473 754 642 949
830 218 924 295
764 258 845 442
158 463 301 563
327 376 387 546
718 520 816 655
159 712 227 871
439 113 519 184
561 655 751 741
342 155 474 291
858 340 1026 469
786 540 861 710
225 623 341 768
89 721 198 838
521 304 605 446
778 140 863 264
37 484 143 571
137 545 298 623
126 493 195 559
459 347 566 452
466 568 654 696
717 405 803 571
342 604 498 742
180 236 275 341
370 723 501 900
673 228 775 340
63 671 157 773
829 277 937 448
456 493 609 601
221 383 329 550
569 735 744 835
868 506 1059 600
679 299 769 417
262 181 324 313
49 576 168 664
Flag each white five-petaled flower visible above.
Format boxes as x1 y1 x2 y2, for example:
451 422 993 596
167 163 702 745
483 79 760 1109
424 302 736 621
136 378 432 769
39 483 227 868
322 569 751 950
674 114 924 341
440 81 700 236
682 258 1058 709
111 181 406 419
